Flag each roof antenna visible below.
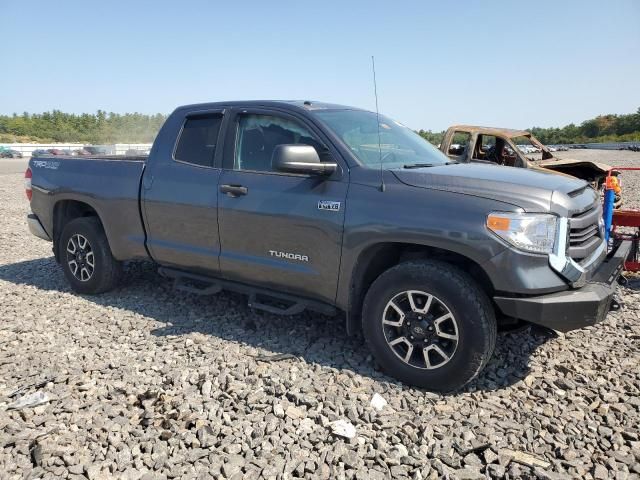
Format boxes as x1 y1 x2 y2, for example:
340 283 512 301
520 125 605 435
371 56 385 192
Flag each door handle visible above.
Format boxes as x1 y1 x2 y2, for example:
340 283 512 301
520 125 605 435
220 184 248 197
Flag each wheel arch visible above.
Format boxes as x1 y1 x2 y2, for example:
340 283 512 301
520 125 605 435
52 199 106 262
345 242 495 336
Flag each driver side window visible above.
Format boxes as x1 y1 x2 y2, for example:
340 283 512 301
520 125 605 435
472 134 496 161
473 135 519 166
234 114 323 172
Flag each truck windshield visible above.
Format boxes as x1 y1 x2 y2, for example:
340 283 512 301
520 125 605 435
314 110 450 168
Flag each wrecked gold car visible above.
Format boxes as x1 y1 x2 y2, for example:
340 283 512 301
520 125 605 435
440 125 621 206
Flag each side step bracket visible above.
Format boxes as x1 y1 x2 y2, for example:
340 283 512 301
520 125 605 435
173 277 222 295
248 293 307 316
158 267 336 316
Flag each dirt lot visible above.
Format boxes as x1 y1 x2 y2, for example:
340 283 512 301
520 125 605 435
0 157 28 175
1 150 639 479
554 149 640 209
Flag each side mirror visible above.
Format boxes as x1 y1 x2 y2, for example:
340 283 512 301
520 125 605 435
272 144 337 175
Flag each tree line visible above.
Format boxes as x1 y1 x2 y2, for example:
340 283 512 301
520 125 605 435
0 110 167 144
418 108 640 146
1 108 639 145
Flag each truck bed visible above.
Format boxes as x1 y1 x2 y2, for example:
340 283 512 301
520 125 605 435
34 154 149 161
28 155 149 261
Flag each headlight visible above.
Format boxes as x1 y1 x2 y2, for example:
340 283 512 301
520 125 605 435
487 212 558 254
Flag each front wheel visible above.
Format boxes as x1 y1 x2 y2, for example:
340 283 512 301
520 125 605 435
362 260 497 392
58 217 122 294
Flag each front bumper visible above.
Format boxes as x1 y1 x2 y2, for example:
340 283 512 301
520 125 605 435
548 216 607 288
27 214 51 241
493 241 630 332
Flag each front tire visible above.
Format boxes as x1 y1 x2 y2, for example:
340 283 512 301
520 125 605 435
362 260 496 392
58 217 122 294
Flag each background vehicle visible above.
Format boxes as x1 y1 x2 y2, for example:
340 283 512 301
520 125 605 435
440 126 622 207
0 147 23 158
31 149 50 157
620 144 640 152
25 101 628 391
46 148 66 155
124 149 148 156
82 146 107 155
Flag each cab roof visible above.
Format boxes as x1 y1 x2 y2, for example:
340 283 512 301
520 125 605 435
175 100 367 114
449 125 531 138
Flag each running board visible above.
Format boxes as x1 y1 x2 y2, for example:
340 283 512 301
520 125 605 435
173 277 222 295
158 267 336 316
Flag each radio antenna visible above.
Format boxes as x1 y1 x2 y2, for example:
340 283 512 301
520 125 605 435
371 56 385 192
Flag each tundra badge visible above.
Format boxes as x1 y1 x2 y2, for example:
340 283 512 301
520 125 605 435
318 200 341 212
269 250 309 262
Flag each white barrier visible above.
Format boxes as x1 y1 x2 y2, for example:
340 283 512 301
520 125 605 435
0 143 153 157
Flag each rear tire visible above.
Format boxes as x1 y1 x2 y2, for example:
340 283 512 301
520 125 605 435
58 217 122 294
362 260 496 392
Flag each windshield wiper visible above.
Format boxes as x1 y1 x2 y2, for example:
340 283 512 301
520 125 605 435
403 161 456 169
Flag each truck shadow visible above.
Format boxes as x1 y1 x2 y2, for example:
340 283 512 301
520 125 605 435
0 257 566 393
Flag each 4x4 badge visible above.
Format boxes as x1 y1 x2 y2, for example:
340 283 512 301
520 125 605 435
318 200 341 212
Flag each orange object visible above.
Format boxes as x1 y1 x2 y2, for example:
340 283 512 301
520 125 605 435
610 167 640 272
487 215 510 231
605 175 621 194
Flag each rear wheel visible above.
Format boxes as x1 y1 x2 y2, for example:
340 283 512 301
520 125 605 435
362 260 496 392
58 217 121 294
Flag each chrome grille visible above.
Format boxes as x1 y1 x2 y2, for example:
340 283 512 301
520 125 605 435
568 203 602 262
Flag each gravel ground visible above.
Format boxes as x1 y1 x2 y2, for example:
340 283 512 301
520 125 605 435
0 158 28 175
1 151 639 480
554 149 640 209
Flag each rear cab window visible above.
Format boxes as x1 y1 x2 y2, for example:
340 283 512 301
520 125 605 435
447 131 471 158
174 114 223 167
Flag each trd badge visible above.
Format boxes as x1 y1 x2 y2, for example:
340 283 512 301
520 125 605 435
318 200 341 212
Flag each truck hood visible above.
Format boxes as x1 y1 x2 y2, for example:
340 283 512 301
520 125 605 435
392 163 588 211
535 157 613 175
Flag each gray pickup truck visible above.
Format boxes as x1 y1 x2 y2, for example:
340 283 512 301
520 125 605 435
26 101 629 391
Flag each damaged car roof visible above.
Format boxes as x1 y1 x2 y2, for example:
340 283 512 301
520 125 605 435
449 125 531 138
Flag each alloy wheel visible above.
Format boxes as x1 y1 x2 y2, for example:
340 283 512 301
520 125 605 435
382 290 459 370
66 234 95 282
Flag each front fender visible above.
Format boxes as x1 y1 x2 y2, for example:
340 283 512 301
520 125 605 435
336 175 515 312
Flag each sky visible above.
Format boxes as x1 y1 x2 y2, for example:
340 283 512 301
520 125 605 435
1 0 639 131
